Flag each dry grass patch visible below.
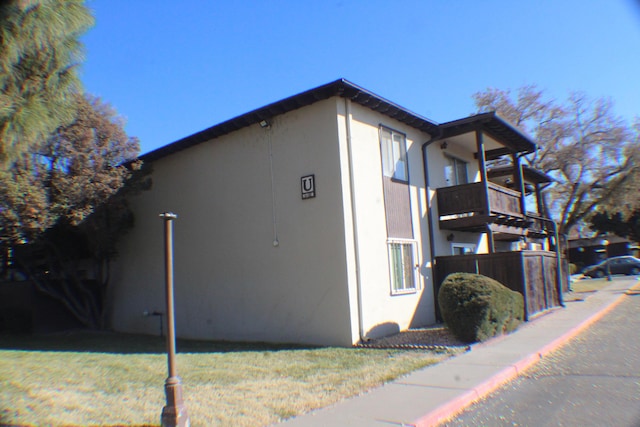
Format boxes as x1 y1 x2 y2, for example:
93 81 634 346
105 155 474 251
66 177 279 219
570 277 616 295
0 332 452 426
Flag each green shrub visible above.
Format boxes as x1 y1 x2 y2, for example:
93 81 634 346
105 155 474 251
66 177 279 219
438 272 524 343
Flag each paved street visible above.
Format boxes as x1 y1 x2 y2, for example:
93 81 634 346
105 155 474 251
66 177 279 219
443 291 640 427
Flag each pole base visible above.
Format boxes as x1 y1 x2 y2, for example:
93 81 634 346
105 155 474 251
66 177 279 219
161 377 190 427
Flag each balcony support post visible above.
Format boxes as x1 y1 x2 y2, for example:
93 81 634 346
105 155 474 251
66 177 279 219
486 224 495 254
475 130 490 216
512 153 527 218
535 183 545 217
476 130 495 253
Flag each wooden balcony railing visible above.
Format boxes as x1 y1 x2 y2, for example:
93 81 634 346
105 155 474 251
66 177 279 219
525 213 556 238
436 182 530 231
437 181 523 217
487 182 522 218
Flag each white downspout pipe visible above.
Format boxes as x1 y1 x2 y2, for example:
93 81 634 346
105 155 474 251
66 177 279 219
344 98 366 342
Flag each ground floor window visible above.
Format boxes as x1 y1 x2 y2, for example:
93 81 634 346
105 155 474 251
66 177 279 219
388 240 418 294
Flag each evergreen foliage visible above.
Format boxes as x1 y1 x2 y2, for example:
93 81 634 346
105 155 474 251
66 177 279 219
0 1 146 329
438 272 524 343
590 209 640 243
0 0 94 166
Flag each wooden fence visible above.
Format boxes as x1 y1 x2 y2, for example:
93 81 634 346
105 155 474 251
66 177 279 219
434 250 568 321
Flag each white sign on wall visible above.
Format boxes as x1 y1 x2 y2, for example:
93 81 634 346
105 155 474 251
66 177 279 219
301 175 316 199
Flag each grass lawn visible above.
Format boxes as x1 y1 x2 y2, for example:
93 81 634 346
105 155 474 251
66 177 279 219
569 276 620 295
0 332 454 426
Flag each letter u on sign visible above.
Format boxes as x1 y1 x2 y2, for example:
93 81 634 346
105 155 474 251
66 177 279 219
301 175 316 199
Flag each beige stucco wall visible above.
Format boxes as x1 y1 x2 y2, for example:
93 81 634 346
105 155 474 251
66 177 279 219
110 96 441 346
110 99 358 346
338 100 436 339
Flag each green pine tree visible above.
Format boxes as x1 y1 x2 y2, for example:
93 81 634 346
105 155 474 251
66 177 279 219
0 0 94 167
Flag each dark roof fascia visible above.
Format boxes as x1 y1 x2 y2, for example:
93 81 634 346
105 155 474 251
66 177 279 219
488 165 554 184
437 112 537 155
141 79 439 162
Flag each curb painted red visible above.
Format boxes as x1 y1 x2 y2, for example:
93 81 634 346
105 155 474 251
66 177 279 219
412 286 633 427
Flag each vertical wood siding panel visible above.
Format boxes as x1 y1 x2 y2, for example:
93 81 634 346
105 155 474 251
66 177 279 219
382 176 413 239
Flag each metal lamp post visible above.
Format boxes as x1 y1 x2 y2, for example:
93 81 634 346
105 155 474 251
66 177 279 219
159 212 189 427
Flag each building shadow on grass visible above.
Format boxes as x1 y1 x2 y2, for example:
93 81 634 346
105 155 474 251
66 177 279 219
0 330 317 354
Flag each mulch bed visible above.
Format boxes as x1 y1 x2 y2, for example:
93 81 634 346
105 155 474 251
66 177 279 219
356 324 470 351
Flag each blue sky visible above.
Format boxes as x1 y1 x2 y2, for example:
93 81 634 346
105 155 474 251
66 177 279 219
81 1 640 155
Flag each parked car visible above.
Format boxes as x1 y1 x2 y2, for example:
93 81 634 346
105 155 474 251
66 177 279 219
583 256 640 278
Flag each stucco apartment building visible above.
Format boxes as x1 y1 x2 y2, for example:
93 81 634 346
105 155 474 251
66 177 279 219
110 79 561 346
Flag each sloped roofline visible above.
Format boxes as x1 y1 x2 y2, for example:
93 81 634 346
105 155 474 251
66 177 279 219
141 78 440 162
437 111 537 155
488 165 553 184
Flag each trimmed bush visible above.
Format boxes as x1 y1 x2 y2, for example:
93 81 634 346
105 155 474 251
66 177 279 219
438 272 524 343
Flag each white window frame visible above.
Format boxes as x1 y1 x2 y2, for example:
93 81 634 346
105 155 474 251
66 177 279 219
451 243 477 255
380 126 409 182
387 239 419 295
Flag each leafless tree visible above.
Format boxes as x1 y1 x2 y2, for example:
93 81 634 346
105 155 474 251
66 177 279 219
474 86 640 235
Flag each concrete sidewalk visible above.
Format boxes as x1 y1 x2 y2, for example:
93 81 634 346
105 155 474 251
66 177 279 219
277 277 640 427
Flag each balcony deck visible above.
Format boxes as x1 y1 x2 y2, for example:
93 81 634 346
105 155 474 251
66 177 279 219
436 181 534 232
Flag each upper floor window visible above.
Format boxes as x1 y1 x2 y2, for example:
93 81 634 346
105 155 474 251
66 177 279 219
444 156 468 186
380 127 408 182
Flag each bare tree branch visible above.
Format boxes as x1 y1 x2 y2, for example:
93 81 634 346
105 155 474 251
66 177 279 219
474 85 640 235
